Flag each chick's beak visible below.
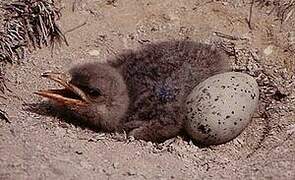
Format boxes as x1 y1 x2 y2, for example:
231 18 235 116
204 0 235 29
35 72 90 106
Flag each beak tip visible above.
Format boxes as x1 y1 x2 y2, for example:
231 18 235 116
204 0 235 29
41 72 50 78
34 91 40 94
34 90 44 96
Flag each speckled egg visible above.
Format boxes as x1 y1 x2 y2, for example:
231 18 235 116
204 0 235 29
185 72 259 145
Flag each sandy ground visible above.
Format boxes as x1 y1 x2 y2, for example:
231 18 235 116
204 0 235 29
1 0 295 179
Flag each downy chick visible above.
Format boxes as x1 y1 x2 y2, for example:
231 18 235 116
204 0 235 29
35 41 230 142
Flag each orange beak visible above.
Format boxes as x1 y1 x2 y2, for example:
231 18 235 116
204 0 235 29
35 72 90 106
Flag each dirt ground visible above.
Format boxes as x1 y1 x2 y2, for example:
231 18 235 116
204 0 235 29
1 0 295 179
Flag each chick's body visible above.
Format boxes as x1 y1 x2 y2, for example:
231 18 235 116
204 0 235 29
111 41 230 141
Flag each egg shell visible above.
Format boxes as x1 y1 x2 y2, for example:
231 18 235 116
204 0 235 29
185 72 259 145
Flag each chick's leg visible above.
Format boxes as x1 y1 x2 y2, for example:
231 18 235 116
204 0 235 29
127 110 184 142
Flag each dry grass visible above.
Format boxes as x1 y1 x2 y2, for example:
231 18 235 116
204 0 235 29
255 0 295 23
0 0 67 93
0 0 67 64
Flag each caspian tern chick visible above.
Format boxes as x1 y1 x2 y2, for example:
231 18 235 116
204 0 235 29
35 41 230 142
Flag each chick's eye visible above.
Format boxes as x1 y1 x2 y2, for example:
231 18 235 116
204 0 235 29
88 88 101 97
77 84 102 97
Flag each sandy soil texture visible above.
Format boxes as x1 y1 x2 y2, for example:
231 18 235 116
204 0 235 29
1 0 295 179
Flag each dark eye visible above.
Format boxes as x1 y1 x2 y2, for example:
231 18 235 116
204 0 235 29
88 88 101 97
76 84 102 97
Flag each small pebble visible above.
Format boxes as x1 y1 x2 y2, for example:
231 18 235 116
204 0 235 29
88 49 101 56
263 45 273 56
